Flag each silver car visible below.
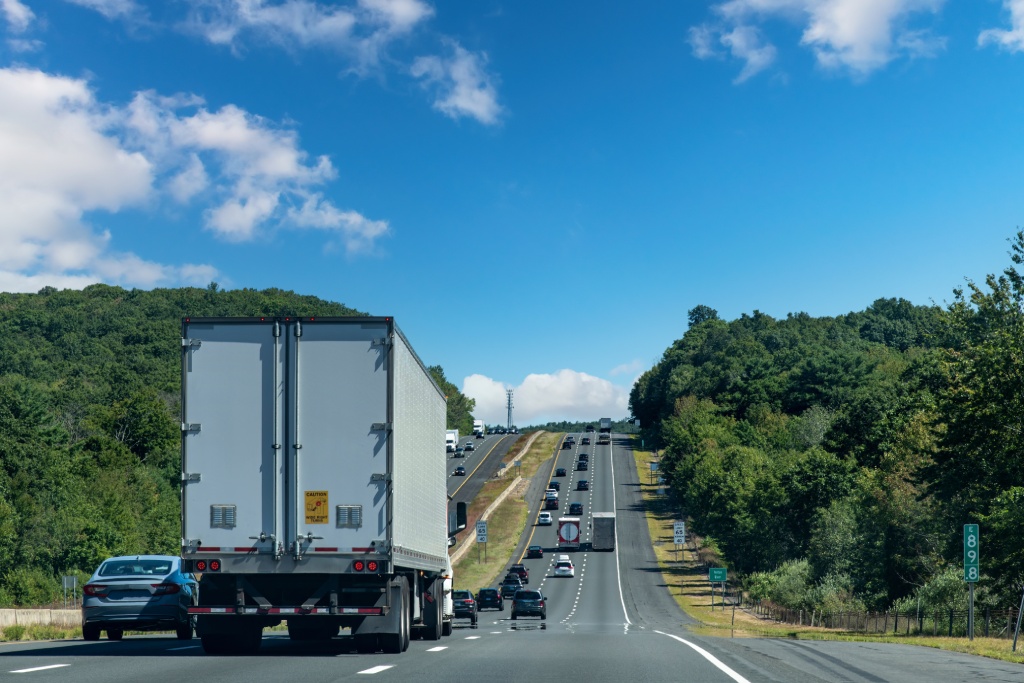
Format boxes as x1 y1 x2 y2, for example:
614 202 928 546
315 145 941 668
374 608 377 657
82 555 197 641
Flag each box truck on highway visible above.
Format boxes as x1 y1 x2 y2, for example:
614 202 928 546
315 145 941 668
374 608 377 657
591 512 615 551
473 419 485 437
180 317 465 654
446 429 458 452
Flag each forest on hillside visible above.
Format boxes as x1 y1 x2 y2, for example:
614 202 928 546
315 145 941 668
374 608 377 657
0 284 474 605
631 232 1024 614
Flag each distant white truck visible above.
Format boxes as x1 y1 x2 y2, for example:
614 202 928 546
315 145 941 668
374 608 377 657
472 419 485 437
446 429 459 453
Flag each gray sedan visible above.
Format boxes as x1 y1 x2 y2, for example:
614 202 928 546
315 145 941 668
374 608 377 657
82 555 196 641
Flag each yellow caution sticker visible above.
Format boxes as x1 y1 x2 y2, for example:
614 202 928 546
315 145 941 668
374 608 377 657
305 490 329 524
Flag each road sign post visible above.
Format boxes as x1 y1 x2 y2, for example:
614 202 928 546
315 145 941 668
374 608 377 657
673 521 686 561
964 524 979 640
477 521 488 562
709 568 727 610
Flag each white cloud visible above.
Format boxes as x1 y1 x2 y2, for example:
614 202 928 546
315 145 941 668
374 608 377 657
180 0 433 72
463 370 630 426
412 42 502 125
688 24 720 59
2 0 34 32
64 0 141 20
123 91 387 248
979 0 1024 52
722 24 778 82
693 0 946 80
609 360 644 377
0 67 387 292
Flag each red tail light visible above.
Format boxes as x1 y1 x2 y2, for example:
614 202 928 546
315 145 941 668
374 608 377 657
353 560 365 571
83 584 109 597
194 559 221 572
367 561 379 572
151 583 181 595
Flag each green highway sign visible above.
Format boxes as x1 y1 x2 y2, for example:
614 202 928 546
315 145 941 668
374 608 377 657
709 568 727 582
964 524 979 582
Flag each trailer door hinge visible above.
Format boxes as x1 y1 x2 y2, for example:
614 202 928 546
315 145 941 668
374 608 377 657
372 337 390 348
371 422 391 432
182 472 202 483
182 423 202 433
370 473 391 483
181 338 202 348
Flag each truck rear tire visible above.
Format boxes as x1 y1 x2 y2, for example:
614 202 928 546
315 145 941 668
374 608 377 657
442 619 452 636
423 582 443 641
381 577 409 654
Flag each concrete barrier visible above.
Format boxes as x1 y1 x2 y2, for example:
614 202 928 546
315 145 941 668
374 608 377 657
0 609 79 628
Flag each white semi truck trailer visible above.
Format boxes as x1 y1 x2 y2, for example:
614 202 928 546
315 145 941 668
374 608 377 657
180 317 465 654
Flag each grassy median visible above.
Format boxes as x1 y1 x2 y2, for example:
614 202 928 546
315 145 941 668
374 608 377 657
452 431 562 593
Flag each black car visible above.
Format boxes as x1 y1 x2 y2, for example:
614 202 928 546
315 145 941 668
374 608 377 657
548 480 560 491
452 589 478 625
476 588 504 611
476 432 485 439
555 468 567 477
569 502 583 515
454 446 465 457
578 452 589 462
562 440 573 449
577 480 589 490
509 563 529 585
544 498 559 510
581 437 591 445
576 461 588 471
453 466 466 476
511 589 546 620
526 545 544 559
500 576 524 599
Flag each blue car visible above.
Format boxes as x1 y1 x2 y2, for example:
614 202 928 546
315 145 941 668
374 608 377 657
82 555 197 641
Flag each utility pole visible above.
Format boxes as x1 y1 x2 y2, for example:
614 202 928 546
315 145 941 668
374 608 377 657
506 389 514 430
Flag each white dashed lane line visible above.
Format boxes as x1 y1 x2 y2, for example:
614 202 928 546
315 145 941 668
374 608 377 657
358 665 394 674
11 664 71 674
427 646 448 651
465 636 481 640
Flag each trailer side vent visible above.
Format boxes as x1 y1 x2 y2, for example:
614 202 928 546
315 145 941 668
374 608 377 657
337 505 363 529
210 504 237 529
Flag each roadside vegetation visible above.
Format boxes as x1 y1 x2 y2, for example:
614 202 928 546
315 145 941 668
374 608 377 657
630 232 1024 618
632 445 1024 664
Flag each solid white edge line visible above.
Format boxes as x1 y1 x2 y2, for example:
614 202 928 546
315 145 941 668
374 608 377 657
11 664 71 674
357 665 395 674
610 435 632 626
654 631 752 683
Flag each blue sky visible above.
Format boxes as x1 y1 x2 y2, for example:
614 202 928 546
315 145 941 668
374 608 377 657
2 1 1024 425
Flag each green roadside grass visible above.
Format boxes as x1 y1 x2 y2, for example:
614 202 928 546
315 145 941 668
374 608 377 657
630 439 1024 665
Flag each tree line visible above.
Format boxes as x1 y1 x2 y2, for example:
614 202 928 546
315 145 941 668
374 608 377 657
0 284 475 605
630 232 1024 615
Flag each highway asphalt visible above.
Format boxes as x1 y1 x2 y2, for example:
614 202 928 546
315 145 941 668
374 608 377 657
4 433 1023 682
